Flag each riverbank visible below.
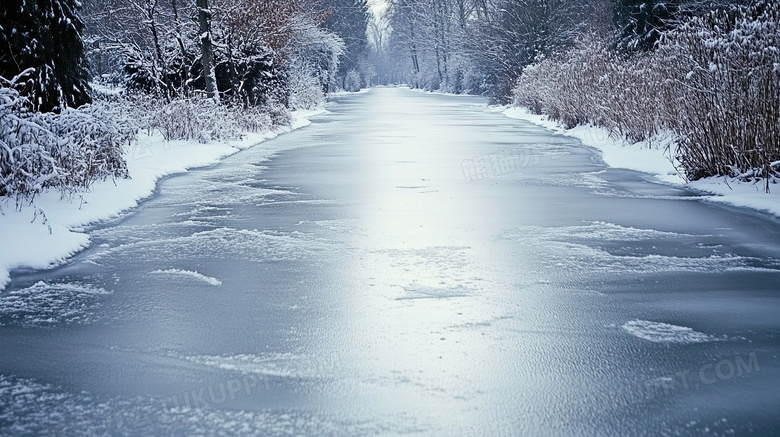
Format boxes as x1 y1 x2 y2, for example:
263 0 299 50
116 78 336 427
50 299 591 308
502 106 780 218
0 109 324 290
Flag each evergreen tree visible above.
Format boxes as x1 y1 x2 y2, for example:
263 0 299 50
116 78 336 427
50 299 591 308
614 0 676 51
0 0 91 112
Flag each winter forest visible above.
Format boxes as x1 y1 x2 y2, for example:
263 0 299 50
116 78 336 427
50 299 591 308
3 2 780 435
1 0 780 202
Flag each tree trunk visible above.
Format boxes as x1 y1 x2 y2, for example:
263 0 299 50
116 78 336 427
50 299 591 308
196 0 218 102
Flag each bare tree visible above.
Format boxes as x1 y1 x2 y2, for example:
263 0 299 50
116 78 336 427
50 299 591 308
196 0 219 101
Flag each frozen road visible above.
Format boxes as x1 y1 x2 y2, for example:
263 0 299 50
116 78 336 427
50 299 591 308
1 87 780 435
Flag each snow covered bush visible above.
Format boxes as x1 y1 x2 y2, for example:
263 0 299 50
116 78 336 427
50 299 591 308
284 14 345 95
514 36 664 141
513 1 780 184
287 61 325 111
148 97 240 142
344 70 362 92
0 85 62 200
1 76 131 203
45 102 133 190
140 93 291 143
659 1 780 181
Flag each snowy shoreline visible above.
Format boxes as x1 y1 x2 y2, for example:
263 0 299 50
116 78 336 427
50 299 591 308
502 106 780 219
0 109 324 290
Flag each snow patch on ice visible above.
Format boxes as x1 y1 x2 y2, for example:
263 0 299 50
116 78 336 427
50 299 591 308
0 281 110 326
622 320 721 344
504 221 700 242
0 373 394 436
502 221 777 276
149 269 222 286
184 353 339 379
549 245 764 275
89 228 332 264
396 285 471 300
372 246 485 296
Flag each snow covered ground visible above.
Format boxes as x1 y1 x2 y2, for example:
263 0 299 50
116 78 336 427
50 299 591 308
503 106 780 218
0 110 323 291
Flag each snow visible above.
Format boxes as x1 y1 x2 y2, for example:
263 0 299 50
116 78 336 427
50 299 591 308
622 320 721 344
326 88 372 98
688 177 780 218
149 269 222 286
183 353 338 379
0 374 380 436
0 281 109 326
502 106 780 218
0 110 323 291
89 82 124 96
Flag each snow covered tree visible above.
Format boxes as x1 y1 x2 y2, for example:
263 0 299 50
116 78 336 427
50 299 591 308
0 0 91 112
197 0 219 101
319 0 370 89
471 0 590 102
284 13 345 95
613 0 754 51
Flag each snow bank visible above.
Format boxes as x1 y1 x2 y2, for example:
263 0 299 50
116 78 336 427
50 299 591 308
502 106 780 217
0 110 323 290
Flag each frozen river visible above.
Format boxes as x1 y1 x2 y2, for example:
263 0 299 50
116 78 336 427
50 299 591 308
1 88 779 435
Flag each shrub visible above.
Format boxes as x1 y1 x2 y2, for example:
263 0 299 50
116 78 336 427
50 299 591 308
514 36 665 141
287 62 325 111
143 94 292 142
1 75 131 203
659 1 780 181
513 1 780 184
344 70 362 92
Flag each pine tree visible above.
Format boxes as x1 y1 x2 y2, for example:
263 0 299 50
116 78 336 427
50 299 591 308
0 0 91 112
614 0 675 51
